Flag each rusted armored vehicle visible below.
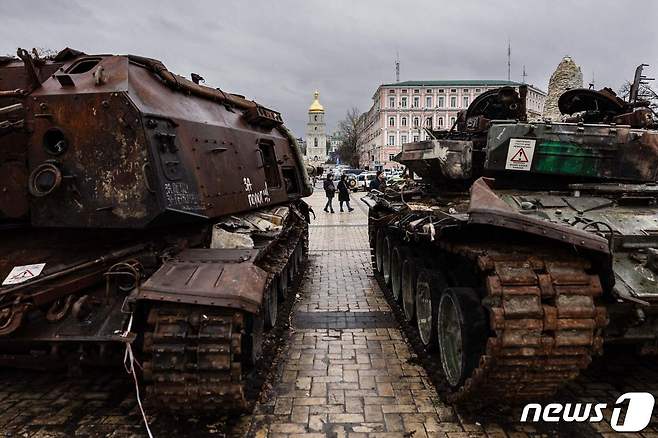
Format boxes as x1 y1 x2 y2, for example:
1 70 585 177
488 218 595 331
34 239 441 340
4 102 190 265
0 48 311 412
366 68 658 405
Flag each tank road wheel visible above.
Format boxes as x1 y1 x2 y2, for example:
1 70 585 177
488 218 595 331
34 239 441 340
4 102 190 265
415 270 447 349
437 288 486 388
295 243 304 269
249 312 265 365
277 269 289 301
375 229 386 273
265 280 278 329
382 236 394 286
401 257 418 322
288 259 296 283
390 246 406 302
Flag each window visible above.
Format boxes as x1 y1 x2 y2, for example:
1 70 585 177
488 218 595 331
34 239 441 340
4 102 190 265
425 117 432 128
438 89 444 93
314 138 318 147
413 89 419 94
389 89 395 94
413 135 419 142
426 89 432 93
401 97 407 108
450 89 457 93
259 140 281 188
463 96 469 107
401 135 407 143
438 117 444 127
450 116 456 125
314 115 317 121
389 97 395 108
413 117 419 128
388 117 395 127
425 96 432 107
413 96 419 108
401 117 407 127
463 88 469 92
401 89 407 93
388 135 395 145
475 88 481 92
389 154 395 161
438 96 444 108
450 96 457 108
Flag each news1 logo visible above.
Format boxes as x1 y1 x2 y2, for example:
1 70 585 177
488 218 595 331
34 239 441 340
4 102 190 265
520 392 655 432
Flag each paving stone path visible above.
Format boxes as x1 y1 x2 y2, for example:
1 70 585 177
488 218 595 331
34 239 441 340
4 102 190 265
249 191 517 437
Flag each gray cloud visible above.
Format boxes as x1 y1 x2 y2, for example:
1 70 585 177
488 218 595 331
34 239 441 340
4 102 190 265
1 0 656 137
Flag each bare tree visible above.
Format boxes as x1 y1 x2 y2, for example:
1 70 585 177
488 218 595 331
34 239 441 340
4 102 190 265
618 81 658 112
336 107 364 168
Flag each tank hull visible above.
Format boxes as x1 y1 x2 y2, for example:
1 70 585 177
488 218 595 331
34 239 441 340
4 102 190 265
0 48 312 412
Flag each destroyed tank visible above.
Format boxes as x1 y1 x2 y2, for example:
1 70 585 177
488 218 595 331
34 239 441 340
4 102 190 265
365 67 658 405
0 48 311 412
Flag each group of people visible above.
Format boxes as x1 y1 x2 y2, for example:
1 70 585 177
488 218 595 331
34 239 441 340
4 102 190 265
322 171 386 214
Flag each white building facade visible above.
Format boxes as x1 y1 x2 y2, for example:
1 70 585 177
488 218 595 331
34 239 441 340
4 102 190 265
304 91 327 162
358 80 546 170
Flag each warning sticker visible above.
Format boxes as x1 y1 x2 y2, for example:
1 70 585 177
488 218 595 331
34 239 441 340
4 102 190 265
505 138 536 171
2 263 46 286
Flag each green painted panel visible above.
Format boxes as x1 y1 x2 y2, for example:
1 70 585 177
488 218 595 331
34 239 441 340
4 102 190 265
534 141 600 177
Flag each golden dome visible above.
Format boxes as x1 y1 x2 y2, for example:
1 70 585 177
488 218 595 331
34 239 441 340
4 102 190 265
309 90 324 112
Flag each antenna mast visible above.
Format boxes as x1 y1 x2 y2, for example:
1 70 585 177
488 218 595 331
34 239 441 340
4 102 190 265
395 51 400 83
522 65 527 84
507 39 511 81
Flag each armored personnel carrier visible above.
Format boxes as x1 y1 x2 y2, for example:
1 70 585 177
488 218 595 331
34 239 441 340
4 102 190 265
366 68 658 405
0 48 311 412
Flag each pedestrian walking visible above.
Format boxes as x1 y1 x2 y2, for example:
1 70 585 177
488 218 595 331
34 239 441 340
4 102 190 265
323 173 336 213
337 174 354 212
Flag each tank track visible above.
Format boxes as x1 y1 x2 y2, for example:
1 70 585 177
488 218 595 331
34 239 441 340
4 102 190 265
371 221 607 405
141 205 309 412
142 305 246 412
446 245 607 404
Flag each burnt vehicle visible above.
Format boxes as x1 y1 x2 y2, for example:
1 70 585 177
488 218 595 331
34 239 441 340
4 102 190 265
365 67 658 405
0 48 311 412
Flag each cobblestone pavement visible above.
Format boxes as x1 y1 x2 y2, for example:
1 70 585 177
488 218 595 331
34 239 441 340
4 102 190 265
3 189 658 437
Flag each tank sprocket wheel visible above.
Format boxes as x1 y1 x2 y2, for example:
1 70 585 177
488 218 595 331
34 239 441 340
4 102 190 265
142 304 247 412
442 249 607 405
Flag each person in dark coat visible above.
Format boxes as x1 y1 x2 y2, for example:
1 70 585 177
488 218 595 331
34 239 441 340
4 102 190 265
323 173 336 213
369 170 384 191
337 174 354 212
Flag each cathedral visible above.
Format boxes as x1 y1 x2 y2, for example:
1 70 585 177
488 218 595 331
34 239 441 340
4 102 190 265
304 91 327 162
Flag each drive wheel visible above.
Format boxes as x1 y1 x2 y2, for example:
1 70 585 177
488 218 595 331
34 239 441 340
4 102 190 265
382 236 393 286
401 257 418 322
415 270 446 349
265 281 278 329
390 246 405 302
437 288 486 389
375 229 385 273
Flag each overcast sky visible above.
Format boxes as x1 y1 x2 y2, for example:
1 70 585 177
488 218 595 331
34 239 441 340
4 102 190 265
2 0 657 137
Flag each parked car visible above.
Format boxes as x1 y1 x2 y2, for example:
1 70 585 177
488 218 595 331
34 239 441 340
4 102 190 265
357 172 377 191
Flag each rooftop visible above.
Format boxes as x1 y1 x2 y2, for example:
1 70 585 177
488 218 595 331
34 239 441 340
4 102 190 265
382 80 522 87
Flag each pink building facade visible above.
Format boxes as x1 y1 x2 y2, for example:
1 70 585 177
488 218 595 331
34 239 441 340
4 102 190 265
358 80 546 170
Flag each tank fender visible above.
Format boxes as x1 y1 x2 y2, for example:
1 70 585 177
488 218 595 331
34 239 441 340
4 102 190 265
467 177 610 254
135 248 267 313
